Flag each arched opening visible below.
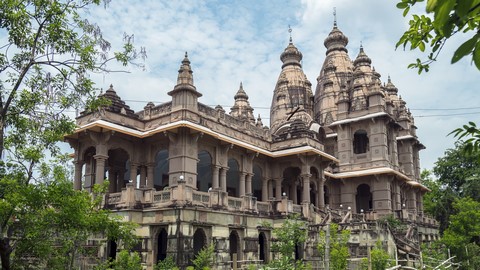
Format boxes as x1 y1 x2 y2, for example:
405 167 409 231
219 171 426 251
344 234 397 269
107 148 129 192
227 159 240 197
259 232 267 263
310 167 319 206
107 240 117 261
310 182 317 206
229 230 241 266
193 228 207 257
353 129 369 154
157 228 168 263
154 149 169 190
356 184 372 213
197 150 212 192
252 165 263 200
282 167 301 204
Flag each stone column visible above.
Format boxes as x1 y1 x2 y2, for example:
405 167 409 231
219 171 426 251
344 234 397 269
318 178 325 209
291 182 297 204
220 167 227 192
275 178 282 199
302 174 311 203
118 168 126 190
239 172 246 197
212 165 220 189
130 163 138 187
94 154 108 185
147 163 155 189
262 178 268 202
108 169 116 193
245 173 253 194
73 161 83 190
139 166 147 188
268 179 274 198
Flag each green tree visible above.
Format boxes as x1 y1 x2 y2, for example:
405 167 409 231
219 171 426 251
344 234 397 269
0 0 144 269
421 143 480 233
360 241 393 270
396 0 480 158
318 223 350 270
442 197 480 270
191 244 214 270
268 214 309 270
95 250 143 270
396 0 480 73
155 255 179 270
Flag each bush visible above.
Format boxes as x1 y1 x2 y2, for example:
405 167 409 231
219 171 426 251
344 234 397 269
155 255 179 270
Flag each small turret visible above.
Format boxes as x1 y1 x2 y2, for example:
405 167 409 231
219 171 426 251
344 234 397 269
230 82 255 124
168 52 202 111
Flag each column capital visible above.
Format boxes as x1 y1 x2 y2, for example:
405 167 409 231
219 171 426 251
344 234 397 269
93 154 108 160
300 173 312 178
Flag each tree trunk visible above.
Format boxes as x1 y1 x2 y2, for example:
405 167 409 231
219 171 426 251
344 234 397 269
0 238 12 270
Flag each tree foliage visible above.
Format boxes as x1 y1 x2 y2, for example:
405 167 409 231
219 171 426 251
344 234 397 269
0 0 144 269
268 214 310 270
450 122 480 161
318 223 350 270
95 250 143 270
421 143 480 232
442 198 480 269
396 0 480 73
191 244 214 270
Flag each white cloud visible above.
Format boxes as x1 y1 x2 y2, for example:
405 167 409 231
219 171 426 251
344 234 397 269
3 0 477 172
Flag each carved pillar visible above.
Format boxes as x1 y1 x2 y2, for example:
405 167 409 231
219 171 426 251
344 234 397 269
275 178 282 199
108 169 116 193
262 178 268 202
118 168 126 190
290 183 297 204
245 173 253 195
94 154 108 186
220 167 227 192
212 165 220 189
318 178 325 209
73 161 83 190
139 166 147 188
130 163 138 187
302 174 311 203
147 163 155 189
239 172 246 197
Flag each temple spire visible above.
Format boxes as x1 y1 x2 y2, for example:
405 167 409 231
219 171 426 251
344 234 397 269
333 7 337 27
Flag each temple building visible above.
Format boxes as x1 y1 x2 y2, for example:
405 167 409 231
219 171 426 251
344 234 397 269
66 22 438 269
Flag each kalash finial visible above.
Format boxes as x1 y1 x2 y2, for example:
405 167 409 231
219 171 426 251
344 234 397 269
288 25 293 43
333 7 337 27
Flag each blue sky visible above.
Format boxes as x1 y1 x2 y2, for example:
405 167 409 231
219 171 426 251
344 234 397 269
85 0 480 170
3 0 479 171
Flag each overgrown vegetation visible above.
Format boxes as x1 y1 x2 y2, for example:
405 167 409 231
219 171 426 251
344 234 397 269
318 223 350 270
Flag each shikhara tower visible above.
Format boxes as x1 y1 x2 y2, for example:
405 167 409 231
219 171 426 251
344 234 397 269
66 21 438 270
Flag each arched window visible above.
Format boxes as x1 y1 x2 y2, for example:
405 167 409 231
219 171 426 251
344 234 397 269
197 151 212 192
353 130 369 154
107 148 129 192
154 150 169 190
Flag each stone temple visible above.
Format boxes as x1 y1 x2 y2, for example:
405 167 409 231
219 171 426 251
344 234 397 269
66 22 439 269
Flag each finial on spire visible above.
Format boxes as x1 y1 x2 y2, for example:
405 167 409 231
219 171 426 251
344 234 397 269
288 25 293 43
185 51 188 58
333 7 337 27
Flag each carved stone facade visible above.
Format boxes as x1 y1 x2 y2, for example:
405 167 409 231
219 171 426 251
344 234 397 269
66 25 438 269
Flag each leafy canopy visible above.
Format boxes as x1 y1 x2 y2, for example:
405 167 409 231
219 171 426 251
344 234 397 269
396 0 480 73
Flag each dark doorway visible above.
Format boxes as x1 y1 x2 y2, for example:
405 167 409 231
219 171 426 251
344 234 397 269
193 228 206 257
107 240 117 261
356 184 373 213
259 232 267 263
229 230 241 265
157 228 168 262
